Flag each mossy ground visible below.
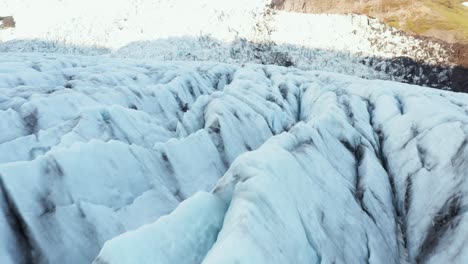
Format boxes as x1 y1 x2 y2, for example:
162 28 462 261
280 0 468 44
380 0 468 43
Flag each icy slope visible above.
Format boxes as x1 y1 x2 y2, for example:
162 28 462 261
95 65 468 264
0 53 467 263
0 53 296 264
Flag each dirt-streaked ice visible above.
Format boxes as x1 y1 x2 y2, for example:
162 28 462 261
0 52 467 263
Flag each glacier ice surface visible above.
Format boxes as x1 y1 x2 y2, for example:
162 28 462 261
0 53 467 263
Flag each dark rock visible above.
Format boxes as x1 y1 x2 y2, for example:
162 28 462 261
0 16 15 28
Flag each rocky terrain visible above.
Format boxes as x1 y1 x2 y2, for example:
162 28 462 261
0 16 15 29
272 0 468 44
272 0 468 67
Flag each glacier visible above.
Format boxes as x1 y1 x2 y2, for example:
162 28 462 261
0 52 467 263
3 0 466 92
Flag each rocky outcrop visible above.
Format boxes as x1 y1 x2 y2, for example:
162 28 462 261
273 0 468 68
0 16 15 28
271 0 408 13
453 43 468 67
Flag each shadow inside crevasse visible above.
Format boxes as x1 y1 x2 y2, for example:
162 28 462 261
0 36 467 92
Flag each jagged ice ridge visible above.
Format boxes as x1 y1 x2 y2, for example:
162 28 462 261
0 53 467 263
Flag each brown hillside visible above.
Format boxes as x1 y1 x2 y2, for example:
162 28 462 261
272 0 468 66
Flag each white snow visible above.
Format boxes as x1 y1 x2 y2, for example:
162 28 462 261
0 0 450 83
0 0 269 49
463 2 468 7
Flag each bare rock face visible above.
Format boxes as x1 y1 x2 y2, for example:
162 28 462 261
271 0 286 9
270 0 404 13
273 1 468 57
453 43 468 67
0 16 15 28
272 0 468 84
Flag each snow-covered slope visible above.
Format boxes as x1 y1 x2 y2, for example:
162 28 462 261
0 0 269 49
0 53 467 263
2 0 463 91
0 0 447 61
